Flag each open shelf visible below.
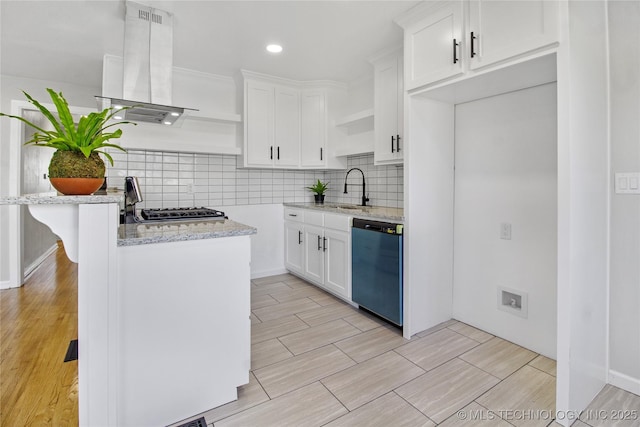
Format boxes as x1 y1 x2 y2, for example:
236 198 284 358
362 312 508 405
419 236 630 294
335 108 374 128
186 111 242 123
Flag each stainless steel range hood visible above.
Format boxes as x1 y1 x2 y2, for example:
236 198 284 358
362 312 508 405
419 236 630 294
97 1 196 125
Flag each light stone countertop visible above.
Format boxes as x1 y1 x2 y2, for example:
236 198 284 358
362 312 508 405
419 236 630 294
283 202 404 222
0 191 123 205
118 219 257 246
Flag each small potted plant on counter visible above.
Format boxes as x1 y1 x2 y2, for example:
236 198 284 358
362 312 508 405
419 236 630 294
306 179 329 204
0 88 134 195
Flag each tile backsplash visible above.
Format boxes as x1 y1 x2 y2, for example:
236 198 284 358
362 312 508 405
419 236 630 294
106 150 403 209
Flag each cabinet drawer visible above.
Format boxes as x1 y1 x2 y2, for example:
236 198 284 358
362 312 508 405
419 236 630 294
324 213 351 232
284 208 304 223
304 210 324 226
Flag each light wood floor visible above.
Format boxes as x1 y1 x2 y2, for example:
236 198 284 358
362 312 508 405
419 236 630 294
2 246 639 426
1 242 78 426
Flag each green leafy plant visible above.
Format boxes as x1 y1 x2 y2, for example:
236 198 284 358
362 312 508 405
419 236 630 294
0 88 134 167
306 179 329 195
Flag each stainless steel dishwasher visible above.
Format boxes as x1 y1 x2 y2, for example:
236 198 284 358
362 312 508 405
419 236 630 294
351 218 403 326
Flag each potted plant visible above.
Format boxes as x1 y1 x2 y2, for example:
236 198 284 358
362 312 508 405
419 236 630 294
0 88 134 195
306 179 329 204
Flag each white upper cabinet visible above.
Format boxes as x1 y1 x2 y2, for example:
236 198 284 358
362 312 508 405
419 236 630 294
468 0 559 70
372 52 404 164
300 90 327 167
245 80 275 167
402 2 464 90
397 0 558 91
274 87 301 167
242 71 347 170
245 81 299 168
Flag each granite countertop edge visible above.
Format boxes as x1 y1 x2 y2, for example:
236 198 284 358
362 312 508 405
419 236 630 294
117 220 257 247
283 202 404 222
0 192 123 205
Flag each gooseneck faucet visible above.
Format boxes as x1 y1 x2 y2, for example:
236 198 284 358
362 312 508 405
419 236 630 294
343 167 369 206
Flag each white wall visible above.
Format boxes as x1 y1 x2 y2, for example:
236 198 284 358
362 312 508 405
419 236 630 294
223 204 285 279
404 96 455 338
452 83 557 358
21 112 58 273
607 0 640 394
555 1 610 422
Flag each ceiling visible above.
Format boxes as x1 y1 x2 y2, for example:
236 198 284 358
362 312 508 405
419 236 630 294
0 0 419 88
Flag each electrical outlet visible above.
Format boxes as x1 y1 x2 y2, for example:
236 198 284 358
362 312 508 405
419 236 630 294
500 222 512 240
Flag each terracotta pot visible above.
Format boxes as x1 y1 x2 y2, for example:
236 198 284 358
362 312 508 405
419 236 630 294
50 177 105 195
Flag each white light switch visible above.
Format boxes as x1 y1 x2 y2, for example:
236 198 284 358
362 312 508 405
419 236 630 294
615 173 640 194
500 223 512 240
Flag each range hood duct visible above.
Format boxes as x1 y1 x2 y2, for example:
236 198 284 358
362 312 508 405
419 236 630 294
97 1 196 125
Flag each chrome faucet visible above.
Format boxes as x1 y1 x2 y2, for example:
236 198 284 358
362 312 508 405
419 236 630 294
123 176 143 223
343 167 369 206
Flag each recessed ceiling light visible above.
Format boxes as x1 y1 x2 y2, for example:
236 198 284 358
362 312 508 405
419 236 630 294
266 44 283 53
170 112 180 117
114 115 123 120
163 121 172 125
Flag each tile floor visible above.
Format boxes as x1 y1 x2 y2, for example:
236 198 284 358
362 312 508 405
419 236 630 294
172 273 640 427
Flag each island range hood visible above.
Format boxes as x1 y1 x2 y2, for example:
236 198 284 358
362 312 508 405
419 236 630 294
97 1 196 125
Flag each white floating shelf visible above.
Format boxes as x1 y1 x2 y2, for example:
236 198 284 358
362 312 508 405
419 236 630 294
186 111 242 123
334 146 374 157
335 108 374 128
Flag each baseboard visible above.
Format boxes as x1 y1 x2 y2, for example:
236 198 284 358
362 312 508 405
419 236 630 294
609 369 640 395
251 267 288 280
23 243 58 280
0 280 16 290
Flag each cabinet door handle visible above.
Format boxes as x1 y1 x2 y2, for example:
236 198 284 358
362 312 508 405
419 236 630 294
320 147 323 161
317 235 322 251
298 230 302 244
270 146 273 160
396 134 401 152
323 237 327 252
391 135 395 153
453 38 459 63
288 213 297 217
470 32 477 58
277 146 280 160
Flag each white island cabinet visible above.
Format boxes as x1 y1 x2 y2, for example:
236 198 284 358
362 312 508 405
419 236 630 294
0 193 256 427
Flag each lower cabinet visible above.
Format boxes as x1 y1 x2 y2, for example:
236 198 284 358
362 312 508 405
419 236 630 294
284 208 351 301
284 221 304 275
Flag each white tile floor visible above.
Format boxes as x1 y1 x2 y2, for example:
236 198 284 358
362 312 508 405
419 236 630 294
172 273 640 427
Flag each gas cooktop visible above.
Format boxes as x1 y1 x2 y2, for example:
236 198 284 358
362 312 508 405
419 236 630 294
139 207 226 221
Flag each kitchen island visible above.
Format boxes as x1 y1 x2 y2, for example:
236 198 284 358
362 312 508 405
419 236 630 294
0 193 256 427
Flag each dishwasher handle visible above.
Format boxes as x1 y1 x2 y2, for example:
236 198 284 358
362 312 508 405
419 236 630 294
352 218 403 235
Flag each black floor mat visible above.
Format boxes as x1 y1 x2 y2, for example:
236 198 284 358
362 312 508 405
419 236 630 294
64 339 78 362
175 417 206 427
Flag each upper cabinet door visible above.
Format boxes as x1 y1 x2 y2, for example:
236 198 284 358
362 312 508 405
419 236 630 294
274 86 300 167
468 0 558 70
374 53 404 165
404 2 464 90
300 90 327 168
246 81 274 167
